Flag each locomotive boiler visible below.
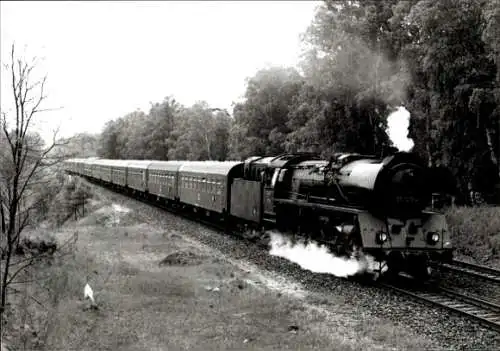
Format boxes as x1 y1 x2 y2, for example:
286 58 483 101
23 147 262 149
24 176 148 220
243 151 454 279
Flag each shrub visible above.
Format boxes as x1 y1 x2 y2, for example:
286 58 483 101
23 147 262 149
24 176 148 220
445 206 500 265
47 178 94 226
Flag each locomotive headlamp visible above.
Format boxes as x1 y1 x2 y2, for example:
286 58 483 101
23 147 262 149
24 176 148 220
376 231 388 244
426 232 440 244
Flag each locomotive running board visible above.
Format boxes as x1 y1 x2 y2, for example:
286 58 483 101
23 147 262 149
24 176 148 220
274 198 365 214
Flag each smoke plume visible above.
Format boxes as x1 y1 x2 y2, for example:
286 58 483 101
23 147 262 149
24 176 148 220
268 231 378 278
386 106 414 152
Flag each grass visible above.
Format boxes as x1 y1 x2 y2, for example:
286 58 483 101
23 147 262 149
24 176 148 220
2 192 447 351
445 205 500 267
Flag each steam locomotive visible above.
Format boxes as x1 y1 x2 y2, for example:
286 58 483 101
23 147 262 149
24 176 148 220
64 150 454 280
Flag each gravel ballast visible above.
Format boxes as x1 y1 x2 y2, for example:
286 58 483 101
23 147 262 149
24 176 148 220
87 182 500 350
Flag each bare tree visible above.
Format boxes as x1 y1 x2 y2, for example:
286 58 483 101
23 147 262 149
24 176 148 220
0 43 64 325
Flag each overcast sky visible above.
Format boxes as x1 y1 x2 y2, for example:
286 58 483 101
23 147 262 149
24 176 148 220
0 1 320 141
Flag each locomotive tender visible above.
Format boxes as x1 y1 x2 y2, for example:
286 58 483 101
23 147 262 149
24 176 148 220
64 151 454 279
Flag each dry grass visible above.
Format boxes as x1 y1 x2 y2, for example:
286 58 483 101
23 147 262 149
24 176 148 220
445 206 500 267
3 197 441 351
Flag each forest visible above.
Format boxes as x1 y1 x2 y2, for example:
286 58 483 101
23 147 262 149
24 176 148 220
91 0 500 205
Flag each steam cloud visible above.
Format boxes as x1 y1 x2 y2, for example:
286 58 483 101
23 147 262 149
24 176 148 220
386 106 414 152
268 231 379 278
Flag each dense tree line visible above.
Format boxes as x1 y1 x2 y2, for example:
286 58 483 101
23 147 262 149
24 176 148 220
95 0 499 204
97 98 232 161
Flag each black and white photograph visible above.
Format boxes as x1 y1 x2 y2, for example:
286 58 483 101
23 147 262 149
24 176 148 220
1 1 499 350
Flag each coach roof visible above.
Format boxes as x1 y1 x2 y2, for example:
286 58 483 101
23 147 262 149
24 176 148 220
126 160 153 169
178 161 243 176
147 161 186 172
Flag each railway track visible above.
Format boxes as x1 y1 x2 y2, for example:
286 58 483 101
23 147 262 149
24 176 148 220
382 283 500 332
436 260 500 283
86 179 500 333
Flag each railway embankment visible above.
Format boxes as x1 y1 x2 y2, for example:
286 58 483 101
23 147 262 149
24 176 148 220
2 179 499 350
445 206 500 269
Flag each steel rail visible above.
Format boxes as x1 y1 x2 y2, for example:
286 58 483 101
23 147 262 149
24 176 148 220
381 283 500 333
436 260 500 283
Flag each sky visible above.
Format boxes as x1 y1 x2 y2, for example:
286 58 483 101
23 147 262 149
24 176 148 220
0 1 321 142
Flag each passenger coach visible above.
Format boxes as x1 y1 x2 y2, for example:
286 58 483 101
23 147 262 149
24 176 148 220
147 161 184 202
178 161 243 215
